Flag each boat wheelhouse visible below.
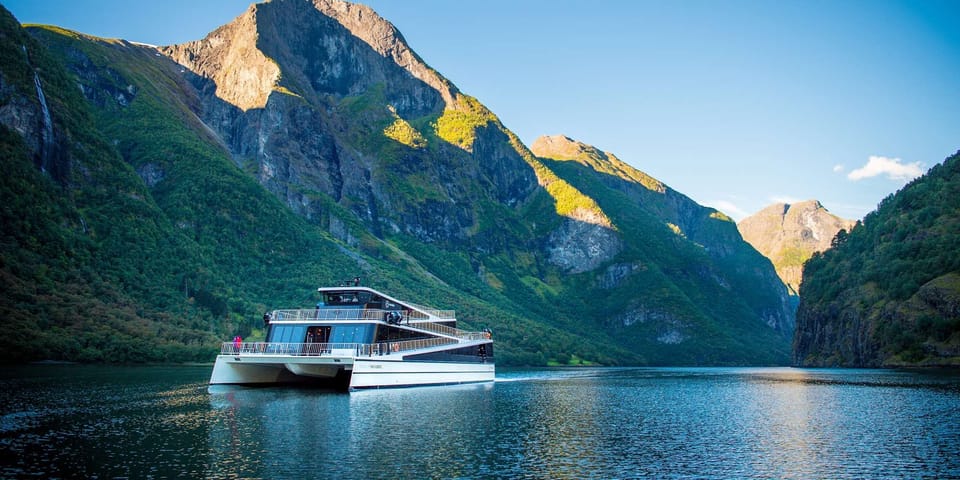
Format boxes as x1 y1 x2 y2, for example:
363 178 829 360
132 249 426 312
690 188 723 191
209 283 494 390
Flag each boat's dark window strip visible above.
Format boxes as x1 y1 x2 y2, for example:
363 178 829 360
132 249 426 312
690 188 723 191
374 325 433 343
268 325 308 343
406 344 494 363
322 291 375 306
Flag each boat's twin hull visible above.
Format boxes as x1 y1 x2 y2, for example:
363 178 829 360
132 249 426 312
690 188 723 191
210 355 494 390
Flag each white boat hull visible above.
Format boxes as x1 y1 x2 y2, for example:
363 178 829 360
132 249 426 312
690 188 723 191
349 359 495 390
209 354 354 385
209 354 494 390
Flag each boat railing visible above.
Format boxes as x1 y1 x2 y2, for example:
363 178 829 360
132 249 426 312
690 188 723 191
271 307 456 322
269 308 484 340
220 336 461 357
403 302 455 320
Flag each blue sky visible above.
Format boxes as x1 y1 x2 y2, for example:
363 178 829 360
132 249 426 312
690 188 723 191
6 0 959 221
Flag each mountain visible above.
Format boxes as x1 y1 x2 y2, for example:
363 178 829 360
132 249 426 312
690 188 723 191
738 200 855 295
527 135 795 363
794 152 960 367
1 0 793 366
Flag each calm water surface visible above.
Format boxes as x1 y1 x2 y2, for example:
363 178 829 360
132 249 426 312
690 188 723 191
1 365 958 479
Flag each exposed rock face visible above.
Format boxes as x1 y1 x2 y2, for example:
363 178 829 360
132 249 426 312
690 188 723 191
0 34 68 182
546 211 622 274
738 200 855 295
162 5 279 111
532 134 796 344
309 0 457 107
531 134 750 260
0 72 43 158
160 0 534 244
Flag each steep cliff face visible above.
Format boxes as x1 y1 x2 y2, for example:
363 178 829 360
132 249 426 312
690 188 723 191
0 9 233 362
160 0 535 245
738 200 855 295
0 14 70 185
794 152 960 367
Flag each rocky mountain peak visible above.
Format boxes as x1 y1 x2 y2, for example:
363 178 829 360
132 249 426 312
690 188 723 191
160 4 278 111
531 134 595 160
309 0 457 106
738 200 855 295
161 0 454 116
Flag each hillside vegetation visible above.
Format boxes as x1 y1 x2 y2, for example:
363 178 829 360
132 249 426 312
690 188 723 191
1 2 794 366
794 152 960 366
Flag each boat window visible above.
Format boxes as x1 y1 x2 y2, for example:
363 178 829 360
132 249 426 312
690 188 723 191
330 324 374 344
267 325 307 343
325 292 361 305
307 326 331 343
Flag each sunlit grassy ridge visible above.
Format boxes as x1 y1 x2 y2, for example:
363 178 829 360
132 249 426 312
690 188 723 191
383 108 427 148
433 94 494 151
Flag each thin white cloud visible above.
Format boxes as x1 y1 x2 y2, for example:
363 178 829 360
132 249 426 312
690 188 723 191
827 202 871 221
847 155 923 181
707 200 749 221
833 164 845 173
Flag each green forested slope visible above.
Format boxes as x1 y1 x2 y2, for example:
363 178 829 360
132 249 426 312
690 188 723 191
794 152 960 366
1 2 795 366
0 13 358 361
532 142 792 365
0 9 638 365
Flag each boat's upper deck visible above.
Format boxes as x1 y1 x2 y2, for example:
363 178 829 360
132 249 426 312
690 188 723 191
268 307 481 341
316 286 455 322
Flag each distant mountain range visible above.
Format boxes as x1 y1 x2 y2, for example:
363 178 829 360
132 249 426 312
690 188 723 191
738 200 855 296
2 0 794 365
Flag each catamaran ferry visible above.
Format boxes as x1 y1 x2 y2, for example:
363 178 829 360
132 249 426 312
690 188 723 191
209 281 494 390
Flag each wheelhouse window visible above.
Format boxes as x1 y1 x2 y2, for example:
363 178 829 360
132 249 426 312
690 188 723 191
323 290 376 306
324 292 360 305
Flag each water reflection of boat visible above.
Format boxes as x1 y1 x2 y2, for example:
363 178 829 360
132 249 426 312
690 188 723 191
209 283 494 391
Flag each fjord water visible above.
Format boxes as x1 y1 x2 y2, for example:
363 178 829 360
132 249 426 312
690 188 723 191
1 366 958 479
